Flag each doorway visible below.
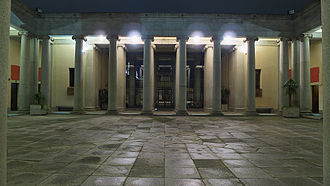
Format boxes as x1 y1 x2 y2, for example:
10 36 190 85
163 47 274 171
312 85 319 113
11 83 19 111
155 61 175 109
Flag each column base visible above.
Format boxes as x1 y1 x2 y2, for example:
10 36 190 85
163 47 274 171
231 108 245 112
72 110 85 115
300 111 312 117
176 110 188 116
84 107 96 111
141 110 153 115
107 110 118 115
211 111 223 116
17 110 29 115
245 111 258 116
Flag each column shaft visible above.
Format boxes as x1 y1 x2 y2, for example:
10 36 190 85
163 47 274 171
73 36 85 113
0 0 10 184
212 37 222 115
203 46 213 112
279 38 289 109
321 0 330 184
300 35 312 113
84 48 97 110
128 58 136 107
40 37 51 110
193 66 201 107
142 38 154 114
31 38 39 95
236 49 245 111
245 37 258 115
18 32 31 111
107 36 118 114
176 37 188 115
291 40 300 107
116 45 126 111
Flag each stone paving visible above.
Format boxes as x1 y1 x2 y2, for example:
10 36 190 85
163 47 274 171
6 115 323 185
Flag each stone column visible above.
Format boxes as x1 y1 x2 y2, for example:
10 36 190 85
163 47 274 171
31 37 39 95
84 48 96 110
279 38 290 110
245 37 258 115
291 40 300 107
176 36 188 115
0 0 10 184
72 36 86 114
40 36 51 111
321 0 330 184
18 31 31 111
230 48 245 111
300 35 312 113
107 35 118 114
128 56 136 107
116 45 127 111
142 36 154 114
193 63 202 107
203 45 213 112
50 41 54 109
212 37 223 115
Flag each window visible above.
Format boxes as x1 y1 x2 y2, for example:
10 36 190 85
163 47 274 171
69 68 75 87
256 69 261 89
256 69 262 97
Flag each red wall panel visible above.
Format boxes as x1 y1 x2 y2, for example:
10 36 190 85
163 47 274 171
310 67 319 83
11 65 20 80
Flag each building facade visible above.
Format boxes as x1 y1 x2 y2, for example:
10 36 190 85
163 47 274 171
7 0 323 115
1 0 330 185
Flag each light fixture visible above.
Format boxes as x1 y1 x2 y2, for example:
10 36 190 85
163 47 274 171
97 35 106 40
223 31 236 42
128 30 142 44
192 36 201 43
190 31 203 44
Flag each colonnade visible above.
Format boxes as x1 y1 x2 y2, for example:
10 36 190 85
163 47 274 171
67 35 259 116
16 33 52 112
11 33 316 116
278 35 312 113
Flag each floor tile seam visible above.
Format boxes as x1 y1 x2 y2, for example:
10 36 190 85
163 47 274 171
185 143 204 181
123 142 145 185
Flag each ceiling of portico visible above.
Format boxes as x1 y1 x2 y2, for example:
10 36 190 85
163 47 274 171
21 0 316 15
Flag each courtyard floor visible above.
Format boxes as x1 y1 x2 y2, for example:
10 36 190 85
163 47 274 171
7 115 323 186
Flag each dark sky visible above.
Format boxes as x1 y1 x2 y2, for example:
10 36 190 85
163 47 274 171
21 0 317 14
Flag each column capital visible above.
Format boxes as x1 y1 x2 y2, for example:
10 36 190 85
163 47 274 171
142 35 154 41
244 37 259 42
299 34 313 41
72 35 87 41
106 35 119 41
289 37 301 42
38 35 50 40
279 37 290 42
211 36 223 42
176 35 189 42
18 31 29 37
204 44 213 48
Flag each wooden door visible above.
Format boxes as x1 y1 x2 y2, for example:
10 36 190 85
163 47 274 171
11 83 18 111
312 85 319 113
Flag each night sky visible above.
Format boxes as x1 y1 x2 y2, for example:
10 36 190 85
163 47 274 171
21 0 317 14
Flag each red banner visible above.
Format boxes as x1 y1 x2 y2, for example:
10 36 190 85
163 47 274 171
11 65 20 80
310 67 319 83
